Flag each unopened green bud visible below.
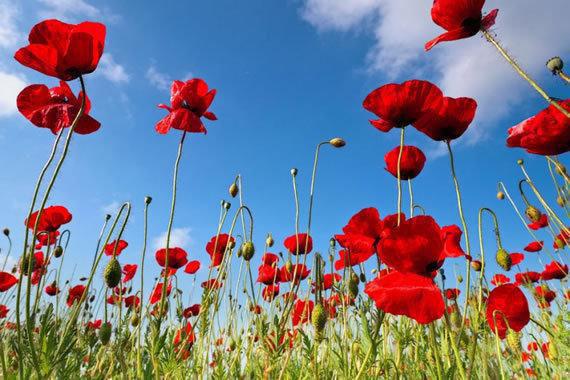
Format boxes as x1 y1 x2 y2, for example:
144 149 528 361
290 168 298 176
496 248 512 271
525 206 542 222
54 245 64 258
2 228 9 236
99 322 112 345
265 234 274 248
311 303 328 340
496 191 505 200
229 183 239 198
103 258 122 288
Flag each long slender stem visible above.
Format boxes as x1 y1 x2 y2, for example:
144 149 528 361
396 128 405 225
137 197 151 378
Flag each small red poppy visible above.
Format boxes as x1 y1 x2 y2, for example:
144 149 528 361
486 284 530 339
124 295 140 309
45 282 60 296
183 304 201 318
528 214 548 231
524 241 543 252
201 279 223 290
67 284 86 307
184 260 201 275
515 271 541 286
445 288 460 300
279 264 310 284
261 253 279 266
26 205 72 233
507 100 570 156
257 264 280 285
87 319 102 329
156 79 217 134
206 234 235 267
425 0 498 51
0 272 18 292
384 145 426 180
104 240 128 256
173 322 195 349
491 274 510 287
363 80 443 132
292 299 314 326
155 247 188 270
14 19 106 81
413 96 477 141
150 281 171 304
283 233 313 255
541 261 568 281
17 81 100 135
262 284 280 302
441 225 465 258
534 286 556 308
122 264 137 282
0 305 9 319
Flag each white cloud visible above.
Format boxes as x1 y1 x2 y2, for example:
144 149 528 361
153 227 192 250
0 1 24 49
301 0 570 143
0 70 27 118
101 201 120 215
99 53 130 84
146 65 171 91
37 0 101 20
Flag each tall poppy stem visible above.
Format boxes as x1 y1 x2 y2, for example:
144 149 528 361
137 197 151 378
158 130 187 321
482 30 570 119
396 128 405 225
408 180 414 217
445 142 472 326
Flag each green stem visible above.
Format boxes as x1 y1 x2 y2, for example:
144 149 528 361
396 128 405 225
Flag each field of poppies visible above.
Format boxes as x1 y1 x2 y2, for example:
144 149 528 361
0 0 569 379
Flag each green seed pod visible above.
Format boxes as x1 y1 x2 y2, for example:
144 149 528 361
229 183 239 198
348 272 359 299
329 137 346 148
99 322 112 345
311 303 328 340
103 257 122 288
546 57 564 73
53 245 64 258
285 260 293 273
241 241 255 261
506 330 520 352
496 191 505 200
496 248 512 271
525 206 542 222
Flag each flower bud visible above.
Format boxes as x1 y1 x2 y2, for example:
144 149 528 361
557 196 566 207
105 214 112 221
496 191 505 200
2 228 9 236
471 260 482 272
241 241 255 261
265 234 274 248
525 206 541 222
131 313 140 327
229 183 239 198
506 330 520 351
290 168 298 177
98 322 112 345
144 196 153 205
546 57 564 74
54 245 64 258
19 253 36 276
457 275 463 283
517 159 524 165
329 137 346 148
348 272 359 299
285 260 293 273
329 238 336 248
311 303 328 340
103 258 122 288
496 248 512 271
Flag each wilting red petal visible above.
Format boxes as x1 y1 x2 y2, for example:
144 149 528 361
441 225 465 258
384 145 426 180
486 284 530 339
528 214 548 230
365 271 445 324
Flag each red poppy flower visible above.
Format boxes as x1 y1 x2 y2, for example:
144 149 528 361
0 272 18 292
104 240 128 256
183 304 201 318
201 279 223 290
87 319 102 329
292 299 314 326
363 80 443 132
184 260 201 275
321 273 342 291
441 225 465 258
507 100 570 155
514 271 541 286
527 342 539 352
31 267 46 285
26 205 72 233
414 96 477 141
17 81 100 135
173 322 196 350
384 145 426 180
425 0 499 51
524 241 543 252
261 253 279 266
121 264 137 282
509 253 525 266
35 231 59 248
206 234 235 267
541 261 568 281
378 215 444 276
150 281 171 304
365 271 445 324
0 305 8 319
541 342 550 358
486 284 529 339
262 284 280 302
491 274 510 287
283 233 313 255
67 284 86 307
445 288 460 300
528 214 548 231
155 79 217 134
257 264 280 285
534 286 556 308
124 295 140 309
14 19 106 81
45 282 60 296
553 229 570 249
155 247 188 270
106 295 120 305
279 264 310 284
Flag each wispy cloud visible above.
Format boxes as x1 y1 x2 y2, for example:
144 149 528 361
101 201 120 216
37 0 120 23
0 1 24 49
153 227 192 250
301 0 570 144
99 53 130 84
0 70 27 118
146 64 172 91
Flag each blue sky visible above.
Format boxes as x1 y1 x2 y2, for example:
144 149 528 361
0 0 567 306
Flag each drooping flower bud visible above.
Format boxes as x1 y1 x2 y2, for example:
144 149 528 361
546 57 564 74
265 234 274 248
496 248 512 271
2 228 9 236
98 322 112 345
496 191 505 200
471 260 482 272
103 258 122 288
290 168 298 177
241 242 255 261
229 182 239 198
54 245 64 258
144 196 153 205
329 137 346 148
525 206 542 223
